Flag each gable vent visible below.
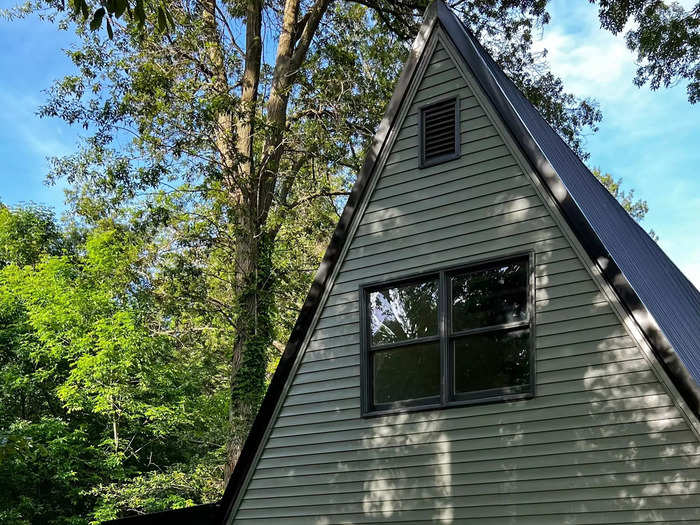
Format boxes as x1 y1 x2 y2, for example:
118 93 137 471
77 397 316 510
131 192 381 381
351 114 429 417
420 98 460 167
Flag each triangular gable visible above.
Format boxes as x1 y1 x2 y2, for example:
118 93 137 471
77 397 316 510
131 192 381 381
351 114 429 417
214 2 700 522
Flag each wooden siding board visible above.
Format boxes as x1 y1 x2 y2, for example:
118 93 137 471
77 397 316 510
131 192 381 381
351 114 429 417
268 405 681 449
356 190 539 238
230 35 699 524
274 389 673 442
259 418 690 462
234 483 700 520
255 429 696 470
240 479 700 510
233 509 700 524
330 235 570 288
366 166 524 213
277 388 676 429
248 451 700 490
339 225 564 275
251 439 700 484
345 207 551 262
246 463 700 497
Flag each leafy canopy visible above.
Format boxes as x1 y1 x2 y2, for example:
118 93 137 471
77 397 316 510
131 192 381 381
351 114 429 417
51 0 700 104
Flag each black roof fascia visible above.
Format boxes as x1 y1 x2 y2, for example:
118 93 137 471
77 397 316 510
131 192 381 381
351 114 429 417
218 4 441 523
102 502 220 525
433 3 700 415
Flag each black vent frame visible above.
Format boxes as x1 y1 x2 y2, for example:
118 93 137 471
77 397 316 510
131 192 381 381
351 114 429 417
419 97 460 167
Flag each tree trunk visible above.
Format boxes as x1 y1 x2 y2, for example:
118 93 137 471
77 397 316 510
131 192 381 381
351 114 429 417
200 0 332 483
224 221 274 481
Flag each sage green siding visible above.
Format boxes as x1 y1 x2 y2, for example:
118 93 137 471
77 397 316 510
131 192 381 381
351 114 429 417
231 39 700 523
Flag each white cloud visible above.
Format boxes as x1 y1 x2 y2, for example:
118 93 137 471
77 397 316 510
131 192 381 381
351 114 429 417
535 31 632 96
532 1 641 103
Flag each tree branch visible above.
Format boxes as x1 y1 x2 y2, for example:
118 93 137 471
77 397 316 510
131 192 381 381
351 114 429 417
285 190 350 209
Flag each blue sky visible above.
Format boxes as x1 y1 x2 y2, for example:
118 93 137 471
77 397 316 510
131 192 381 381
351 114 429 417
0 1 698 286
0 8 79 212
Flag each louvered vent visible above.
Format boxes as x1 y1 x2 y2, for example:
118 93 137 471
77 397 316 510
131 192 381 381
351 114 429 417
420 98 459 167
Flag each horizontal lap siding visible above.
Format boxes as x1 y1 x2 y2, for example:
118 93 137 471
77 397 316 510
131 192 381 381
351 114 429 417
231 42 698 524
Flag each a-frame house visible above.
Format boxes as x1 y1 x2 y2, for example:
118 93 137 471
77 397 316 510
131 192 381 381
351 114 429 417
107 1 700 523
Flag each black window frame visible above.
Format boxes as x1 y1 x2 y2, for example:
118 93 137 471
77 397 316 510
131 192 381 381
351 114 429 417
360 253 535 417
418 96 461 168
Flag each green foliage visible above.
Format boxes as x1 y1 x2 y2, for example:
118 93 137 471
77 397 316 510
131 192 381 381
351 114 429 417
0 204 64 267
592 168 657 239
592 169 649 221
45 0 700 103
0 206 227 523
595 0 700 103
0 418 102 525
91 459 222 522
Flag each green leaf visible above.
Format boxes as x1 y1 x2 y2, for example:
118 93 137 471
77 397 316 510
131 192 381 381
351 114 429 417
90 7 105 31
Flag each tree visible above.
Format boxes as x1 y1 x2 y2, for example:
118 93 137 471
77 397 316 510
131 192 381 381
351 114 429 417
592 168 656 239
0 206 102 525
592 169 648 221
0 205 227 523
594 0 700 103
33 0 699 103
0 204 64 268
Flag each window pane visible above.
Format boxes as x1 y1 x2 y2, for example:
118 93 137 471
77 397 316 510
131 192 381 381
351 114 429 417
453 330 530 395
451 261 527 332
369 279 438 346
373 342 440 405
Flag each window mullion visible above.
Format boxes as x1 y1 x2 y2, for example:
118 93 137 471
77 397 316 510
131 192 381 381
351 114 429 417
439 270 449 407
451 320 530 339
369 335 441 352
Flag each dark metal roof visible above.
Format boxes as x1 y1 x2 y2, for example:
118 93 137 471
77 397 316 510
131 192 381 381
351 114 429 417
104 2 700 524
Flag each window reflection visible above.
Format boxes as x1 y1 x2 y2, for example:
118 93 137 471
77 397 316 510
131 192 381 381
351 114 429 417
373 342 440 404
453 329 530 395
451 262 527 332
369 279 438 346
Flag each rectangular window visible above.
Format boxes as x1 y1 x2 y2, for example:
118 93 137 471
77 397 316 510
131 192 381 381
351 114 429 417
361 255 534 415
